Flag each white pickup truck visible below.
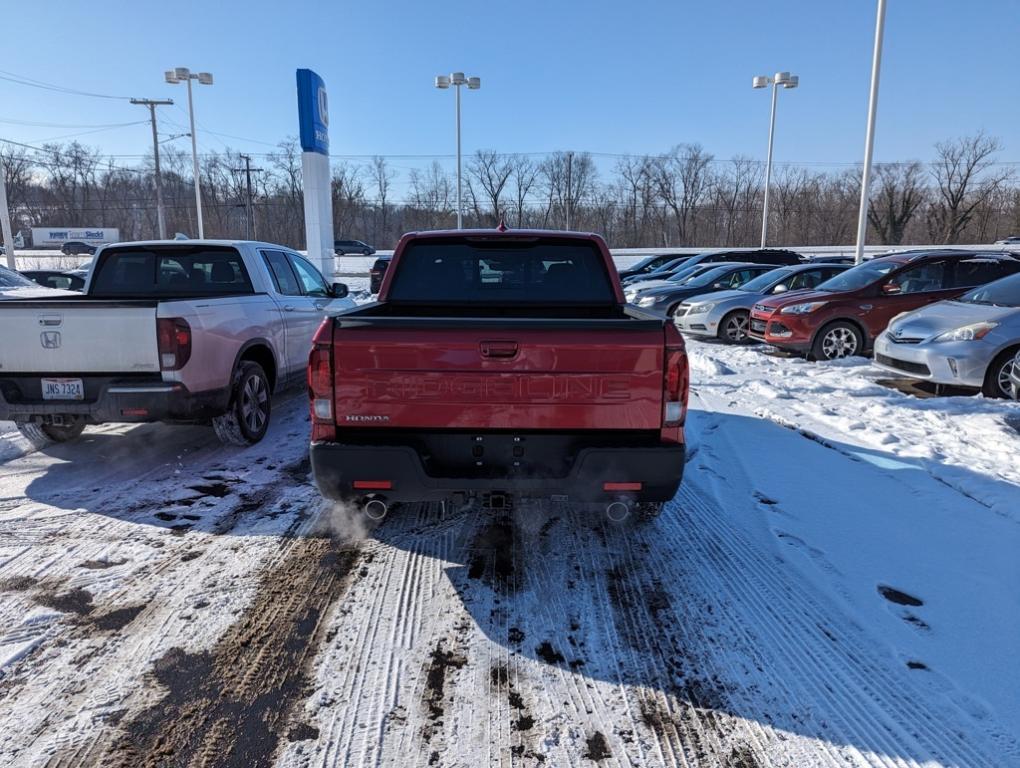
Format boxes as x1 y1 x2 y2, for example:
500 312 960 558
0 240 355 446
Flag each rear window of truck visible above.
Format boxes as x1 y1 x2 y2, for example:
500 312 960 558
386 239 615 304
90 247 254 297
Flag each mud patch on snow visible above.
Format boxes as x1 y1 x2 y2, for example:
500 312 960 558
80 558 127 570
0 575 39 592
36 586 94 615
422 639 468 727
101 536 361 768
878 584 924 607
89 604 145 632
583 730 612 761
466 517 517 595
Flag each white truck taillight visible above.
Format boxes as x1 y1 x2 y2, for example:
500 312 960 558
156 317 192 371
308 319 336 441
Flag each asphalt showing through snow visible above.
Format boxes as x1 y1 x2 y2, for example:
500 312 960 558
0 385 1017 767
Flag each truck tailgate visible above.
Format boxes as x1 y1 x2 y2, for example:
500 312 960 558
0 302 160 373
332 325 664 430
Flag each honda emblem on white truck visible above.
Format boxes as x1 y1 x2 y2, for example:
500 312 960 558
40 331 61 349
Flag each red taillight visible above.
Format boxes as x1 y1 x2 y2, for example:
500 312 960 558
353 480 392 490
604 482 642 492
308 320 336 441
663 327 689 427
156 317 191 371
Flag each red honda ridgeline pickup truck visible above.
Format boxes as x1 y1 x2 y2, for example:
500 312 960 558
308 229 689 521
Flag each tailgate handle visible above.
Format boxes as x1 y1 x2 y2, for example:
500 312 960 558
38 314 62 327
480 340 519 358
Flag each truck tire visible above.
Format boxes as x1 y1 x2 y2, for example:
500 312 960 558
17 420 86 448
982 347 1020 399
212 361 272 446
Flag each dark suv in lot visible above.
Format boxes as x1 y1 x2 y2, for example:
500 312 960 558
749 249 1020 360
60 241 97 256
369 254 392 293
334 239 376 256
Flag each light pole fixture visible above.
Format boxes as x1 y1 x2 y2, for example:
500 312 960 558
435 71 481 229
854 0 887 264
165 67 214 238
753 71 799 248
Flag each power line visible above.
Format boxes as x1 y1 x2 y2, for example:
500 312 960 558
0 69 134 100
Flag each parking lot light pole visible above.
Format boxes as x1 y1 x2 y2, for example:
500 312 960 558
753 71 799 248
853 0 887 265
435 72 481 230
165 68 213 238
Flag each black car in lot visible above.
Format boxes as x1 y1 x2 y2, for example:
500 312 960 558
369 254 392 293
617 252 690 281
621 256 697 285
60 241 97 256
334 239 376 256
629 262 778 316
20 269 86 291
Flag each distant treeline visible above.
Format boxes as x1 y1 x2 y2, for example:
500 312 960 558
2 131 1016 249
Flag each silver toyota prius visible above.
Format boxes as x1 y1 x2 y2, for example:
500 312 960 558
675 262 849 342
873 272 1020 398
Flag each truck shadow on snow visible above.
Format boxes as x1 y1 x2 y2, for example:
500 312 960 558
366 409 1017 765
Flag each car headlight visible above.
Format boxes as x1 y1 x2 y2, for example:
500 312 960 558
687 302 714 314
933 322 998 342
637 295 659 307
779 301 827 315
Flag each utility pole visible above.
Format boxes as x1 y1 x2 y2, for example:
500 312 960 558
131 98 174 239
230 154 262 239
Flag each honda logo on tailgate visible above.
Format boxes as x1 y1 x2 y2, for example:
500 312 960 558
40 331 61 349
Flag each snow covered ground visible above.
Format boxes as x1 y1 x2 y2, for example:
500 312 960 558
0 341 1018 767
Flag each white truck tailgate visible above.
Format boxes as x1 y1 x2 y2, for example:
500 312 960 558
0 304 161 374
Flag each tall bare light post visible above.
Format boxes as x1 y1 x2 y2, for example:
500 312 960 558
853 0 888 264
435 72 481 229
753 71 799 247
165 68 213 238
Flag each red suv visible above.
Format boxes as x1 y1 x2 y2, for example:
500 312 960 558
748 250 1020 360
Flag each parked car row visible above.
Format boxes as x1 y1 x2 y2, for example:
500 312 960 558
652 247 1020 401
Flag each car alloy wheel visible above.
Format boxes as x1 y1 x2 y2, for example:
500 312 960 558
821 326 859 359
722 312 750 342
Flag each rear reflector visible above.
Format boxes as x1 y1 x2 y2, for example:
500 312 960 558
353 480 393 490
313 398 332 420
121 408 149 417
603 482 642 492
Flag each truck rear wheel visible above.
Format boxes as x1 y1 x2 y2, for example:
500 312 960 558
17 420 86 448
212 361 272 446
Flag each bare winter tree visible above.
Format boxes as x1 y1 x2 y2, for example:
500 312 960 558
507 154 539 228
408 162 454 230
867 162 926 245
926 133 1011 244
652 144 713 245
368 156 395 243
468 150 514 226
712 156 762 247
540 151 597 229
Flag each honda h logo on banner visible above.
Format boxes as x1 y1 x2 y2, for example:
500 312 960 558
297 69 329 155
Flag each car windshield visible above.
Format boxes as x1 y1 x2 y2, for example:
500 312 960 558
0 266 34 288
647 257 688 275
678 265 739 289
738 267 795 293
956 272 1020 307
815 260 899 292
666 264 716 283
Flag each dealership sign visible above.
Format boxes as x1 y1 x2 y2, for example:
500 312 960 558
31 227 119 247
296 69 329 155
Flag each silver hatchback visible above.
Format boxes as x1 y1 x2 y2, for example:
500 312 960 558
873 272 1020 398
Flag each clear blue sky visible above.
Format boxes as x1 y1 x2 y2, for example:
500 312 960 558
2 0 1017 182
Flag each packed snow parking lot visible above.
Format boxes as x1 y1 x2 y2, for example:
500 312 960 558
0 337 1018 768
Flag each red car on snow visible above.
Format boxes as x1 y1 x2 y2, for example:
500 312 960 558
748 249 1020 360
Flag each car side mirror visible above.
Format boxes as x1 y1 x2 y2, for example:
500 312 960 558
881 282 901 295
331 282 349 299
772 283 789 294
711 282 726 289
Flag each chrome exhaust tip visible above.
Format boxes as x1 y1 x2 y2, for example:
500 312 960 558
606 501 630 522
364 499 388 520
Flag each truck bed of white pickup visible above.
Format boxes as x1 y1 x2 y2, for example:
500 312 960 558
0 240 354 446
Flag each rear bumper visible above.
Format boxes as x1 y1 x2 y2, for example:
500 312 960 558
310 439 686 504
0 375 230 425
